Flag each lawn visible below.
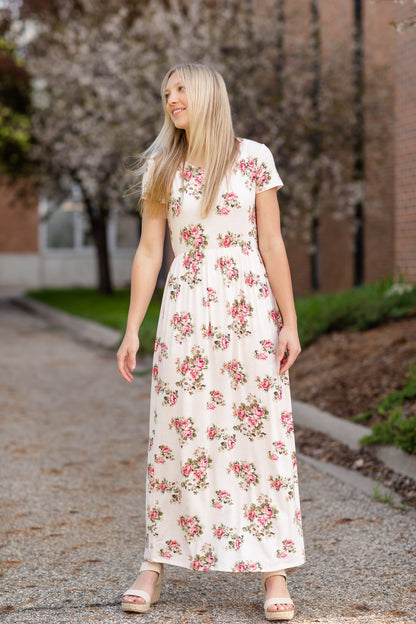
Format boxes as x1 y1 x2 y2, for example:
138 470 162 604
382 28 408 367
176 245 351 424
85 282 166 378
27 286 163 354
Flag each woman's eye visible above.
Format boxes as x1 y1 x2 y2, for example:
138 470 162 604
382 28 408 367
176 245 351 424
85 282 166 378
179 86 185 92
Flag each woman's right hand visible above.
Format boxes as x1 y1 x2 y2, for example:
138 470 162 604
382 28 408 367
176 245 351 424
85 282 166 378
117 333 140 383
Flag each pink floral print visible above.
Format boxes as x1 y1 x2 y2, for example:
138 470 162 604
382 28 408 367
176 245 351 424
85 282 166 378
169 195 182 217
232 394 269 440
268 440 289 460
221 359 248 389
189 544 218 571
170 311 193 343
179 515 204 543
143 139 305 573
169 415 197 447
268 474 296 500
215 256 239 286
215 192 241 215
202 287 218 307
211 490 233 509
276 539 297 560
232 560 263 573
212 523 244 551
206 424 237 451
175 346 208 394
227 460 259 490
182 447 213 493
242 494 278 540
227 293 253 337
179 165 205 200
159 539 182 559
179 223 208 286
206 389 226 410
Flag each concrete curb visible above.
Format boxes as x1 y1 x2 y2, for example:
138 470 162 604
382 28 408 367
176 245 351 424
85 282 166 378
293 399 416 480
12 295 122 350
298 453 414 513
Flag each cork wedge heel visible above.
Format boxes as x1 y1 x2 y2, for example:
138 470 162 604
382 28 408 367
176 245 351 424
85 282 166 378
121 561 164 613
261 570 295 621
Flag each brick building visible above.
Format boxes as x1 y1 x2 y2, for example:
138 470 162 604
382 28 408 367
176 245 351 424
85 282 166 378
273 0 415 294
0 176 138 290
394 1 416 284
0 0 415 293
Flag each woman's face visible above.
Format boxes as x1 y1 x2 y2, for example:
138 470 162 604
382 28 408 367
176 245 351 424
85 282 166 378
165 72 190 133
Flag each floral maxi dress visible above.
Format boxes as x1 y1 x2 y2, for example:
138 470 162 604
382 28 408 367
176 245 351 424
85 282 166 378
144 138 305 573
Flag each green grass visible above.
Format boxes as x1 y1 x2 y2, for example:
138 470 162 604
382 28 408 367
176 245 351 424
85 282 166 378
27 287 163 354
295 278 416 348
372 481 406 510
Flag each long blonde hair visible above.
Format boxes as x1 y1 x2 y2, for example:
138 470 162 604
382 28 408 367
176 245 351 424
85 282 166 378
138 63 239 218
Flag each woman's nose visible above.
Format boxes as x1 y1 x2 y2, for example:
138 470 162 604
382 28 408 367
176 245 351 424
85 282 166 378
168 92 178 105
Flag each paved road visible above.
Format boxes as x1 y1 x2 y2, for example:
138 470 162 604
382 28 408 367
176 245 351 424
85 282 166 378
1 300 415 624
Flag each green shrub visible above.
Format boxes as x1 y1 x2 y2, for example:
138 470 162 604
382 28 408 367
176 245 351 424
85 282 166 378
358 364 416 455
295 278 416 348
360 408 416 455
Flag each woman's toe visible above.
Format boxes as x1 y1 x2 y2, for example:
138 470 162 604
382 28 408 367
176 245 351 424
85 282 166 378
123 595 145 604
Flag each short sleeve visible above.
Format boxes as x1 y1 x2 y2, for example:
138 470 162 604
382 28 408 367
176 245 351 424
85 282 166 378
142 158 155 199
255 144 284 194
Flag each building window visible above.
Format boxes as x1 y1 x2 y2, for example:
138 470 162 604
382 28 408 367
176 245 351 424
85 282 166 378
39 187 139 252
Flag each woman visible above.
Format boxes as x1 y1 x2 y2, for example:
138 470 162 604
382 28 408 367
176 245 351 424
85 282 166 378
117 62 305 621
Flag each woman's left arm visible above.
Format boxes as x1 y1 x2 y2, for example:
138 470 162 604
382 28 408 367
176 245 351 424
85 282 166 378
256 187 301 374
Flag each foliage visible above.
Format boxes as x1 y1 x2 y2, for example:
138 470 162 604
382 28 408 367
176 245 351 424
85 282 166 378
6 0 376 292
295 278 416 348
358 363 416 455
376 363 416 416
0 20 32 174
361 408 416 455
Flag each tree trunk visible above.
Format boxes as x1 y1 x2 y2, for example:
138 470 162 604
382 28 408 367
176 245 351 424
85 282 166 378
84 196 113 295
93 211 113 295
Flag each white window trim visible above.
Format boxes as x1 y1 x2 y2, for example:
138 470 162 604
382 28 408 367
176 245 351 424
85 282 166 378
38 194 138 254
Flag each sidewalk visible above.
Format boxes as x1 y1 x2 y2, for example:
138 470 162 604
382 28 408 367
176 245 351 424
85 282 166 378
1 300 415 624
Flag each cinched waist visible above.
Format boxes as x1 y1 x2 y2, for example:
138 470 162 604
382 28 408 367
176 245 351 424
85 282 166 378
172 245 259 261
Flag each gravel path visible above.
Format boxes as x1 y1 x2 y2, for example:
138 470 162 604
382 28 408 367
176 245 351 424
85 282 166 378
1 301 415 624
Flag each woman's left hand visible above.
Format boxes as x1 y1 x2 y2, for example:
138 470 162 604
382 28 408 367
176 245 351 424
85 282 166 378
276 325 301 375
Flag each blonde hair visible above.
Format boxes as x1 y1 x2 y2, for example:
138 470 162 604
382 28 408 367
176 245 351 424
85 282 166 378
138 63 239 218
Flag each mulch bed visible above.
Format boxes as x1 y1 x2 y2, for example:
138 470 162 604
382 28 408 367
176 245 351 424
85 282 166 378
291 315 416 509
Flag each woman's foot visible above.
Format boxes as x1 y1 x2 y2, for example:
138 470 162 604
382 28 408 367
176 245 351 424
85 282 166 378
122 570 159 606
262 570 294 621
121 561 164 613
264 574 293 614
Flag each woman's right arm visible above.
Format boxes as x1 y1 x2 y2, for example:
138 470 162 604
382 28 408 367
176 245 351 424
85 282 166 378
117 207 166 382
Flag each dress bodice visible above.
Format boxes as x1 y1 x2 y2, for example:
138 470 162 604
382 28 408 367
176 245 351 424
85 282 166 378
166 139 283 260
